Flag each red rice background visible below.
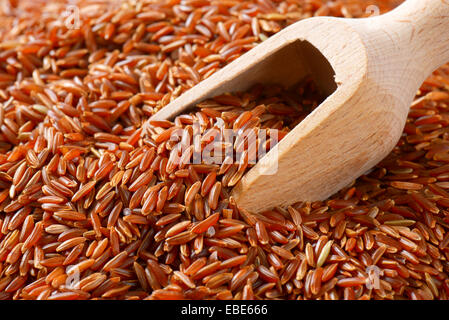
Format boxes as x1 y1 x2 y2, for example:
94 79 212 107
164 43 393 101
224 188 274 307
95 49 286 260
1 0 449 300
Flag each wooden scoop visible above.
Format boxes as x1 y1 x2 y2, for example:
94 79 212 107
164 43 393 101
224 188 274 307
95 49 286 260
147 0 449 212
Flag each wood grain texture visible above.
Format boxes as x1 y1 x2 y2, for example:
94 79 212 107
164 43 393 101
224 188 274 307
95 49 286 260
146 0 449 212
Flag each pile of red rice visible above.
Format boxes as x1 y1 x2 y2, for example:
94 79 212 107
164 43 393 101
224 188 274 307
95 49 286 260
1 0 449 300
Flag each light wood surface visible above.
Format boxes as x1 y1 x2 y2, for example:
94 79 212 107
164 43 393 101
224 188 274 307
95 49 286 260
147 0 449 212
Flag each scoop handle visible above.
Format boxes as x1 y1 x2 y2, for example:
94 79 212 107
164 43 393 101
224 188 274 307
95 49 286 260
373 0 449 75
